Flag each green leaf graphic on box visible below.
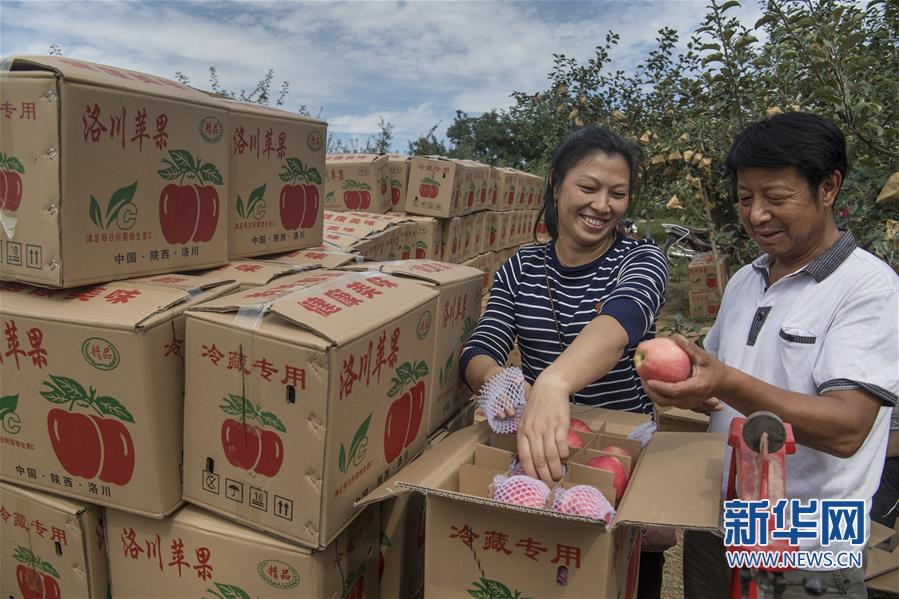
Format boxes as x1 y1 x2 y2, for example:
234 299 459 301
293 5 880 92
13 546 34 565
304 167 322 185
397 362 414 381
439 353 454 389
95 395 135 423
0 153 25 173
206 582 251 599
348 414 371 465
49 374 87 403
169 149 196 173
380 530 392 547
220 394 252 417
199 162 223 185
339 443 348 473
467 578 528 599
387 377 403 398
105 181 138 229
326 191 335 203
157 161 181 181
39 561 60 579
246 184 266 215
259 411 286 433
413 361 429 379
236 194 245 219
0 394 18 416
89 195 104 228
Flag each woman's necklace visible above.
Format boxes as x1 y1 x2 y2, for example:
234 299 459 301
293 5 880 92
543 235 614 353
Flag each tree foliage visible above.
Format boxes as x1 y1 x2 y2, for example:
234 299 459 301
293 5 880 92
415 0 898 266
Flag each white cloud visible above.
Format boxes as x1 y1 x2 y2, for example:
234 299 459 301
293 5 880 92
1 0 764 149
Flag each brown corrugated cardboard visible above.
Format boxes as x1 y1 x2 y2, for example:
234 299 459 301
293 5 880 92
0 274 237 516
656 406 710 433
457 160 489 214
358 420 725 598
496 168 517 212
440 217 464 264
0 56 230 288
348 261 482 436
219 99 326 259
405 156 464 218
485 166 500 210
324 154 390 214
689 289 722 320
866 521 899 592
182 270 440 547
387 154 410 212
106 504 377 598
196 250 358 290
0 481 108 598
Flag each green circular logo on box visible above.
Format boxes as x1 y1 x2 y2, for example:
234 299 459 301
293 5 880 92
199 116 224 143
82 337 120 371
416 310 432 340
258 560 299 589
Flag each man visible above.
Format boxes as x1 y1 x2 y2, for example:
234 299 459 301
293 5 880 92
643 112 898 598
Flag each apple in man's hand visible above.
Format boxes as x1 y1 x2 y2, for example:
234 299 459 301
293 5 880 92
634 337 691 383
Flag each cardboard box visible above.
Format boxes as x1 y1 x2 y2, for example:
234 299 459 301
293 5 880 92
0 274 237 516
182 270 440 547
200 250 359 290
866 521 899 593
485 166 500 210
360 421 724 598
457 160 490 214
688 252 730 296
379 400 477 599
220 99 326 259
0 56 230 288
689 289 722 320
387 154 410 212
349 261 483 436
0 481 108 598
324 154 390 214
106 504 377 598
405 156 464 218
496 168 517 212
439 217 463 264
655 406 710 433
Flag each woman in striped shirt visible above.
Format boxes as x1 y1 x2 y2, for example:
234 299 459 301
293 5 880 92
461 126 671 598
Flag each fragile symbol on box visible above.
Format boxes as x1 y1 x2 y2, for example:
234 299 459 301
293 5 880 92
202 471 220 495
274 495 293 521
225 478 244 503
250 487 268 511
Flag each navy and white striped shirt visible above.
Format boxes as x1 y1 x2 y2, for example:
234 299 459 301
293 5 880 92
461 234 669 413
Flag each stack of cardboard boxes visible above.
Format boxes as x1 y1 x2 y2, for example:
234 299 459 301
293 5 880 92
687 252 730 320
323 154 545 298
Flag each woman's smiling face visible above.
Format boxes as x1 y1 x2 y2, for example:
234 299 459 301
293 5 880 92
554 152 630 258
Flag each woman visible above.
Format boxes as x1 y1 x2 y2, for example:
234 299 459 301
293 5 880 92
460 125 671 598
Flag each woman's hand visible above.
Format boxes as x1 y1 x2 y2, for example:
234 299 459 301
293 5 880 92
517 373 571 485
641 335 731 410
494 380 533 419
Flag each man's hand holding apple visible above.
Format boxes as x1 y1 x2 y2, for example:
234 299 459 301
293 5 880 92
640 335 733 411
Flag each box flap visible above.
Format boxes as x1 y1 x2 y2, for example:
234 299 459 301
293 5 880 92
372 260 484 286
0 277 221 330
0 480 87 517
191 271 348 311
615 432 726 530
267 248 360 269
866 567 899 593
209 260 321 287
218 97 326 126
871 521 896 548
3 55 221 107
867 541 899 580
356 421 491 507
173 505 314 555
326 153 383 164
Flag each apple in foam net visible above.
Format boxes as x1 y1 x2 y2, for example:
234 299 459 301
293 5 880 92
587 455 629 501
634 337 691 383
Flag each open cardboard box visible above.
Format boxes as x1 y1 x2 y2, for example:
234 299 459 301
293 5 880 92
359 420 726 598
0 481 108 598
866 520 899 593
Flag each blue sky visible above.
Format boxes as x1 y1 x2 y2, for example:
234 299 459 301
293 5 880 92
1 0 763 151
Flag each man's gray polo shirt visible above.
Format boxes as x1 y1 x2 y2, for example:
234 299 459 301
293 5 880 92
705 232 898 564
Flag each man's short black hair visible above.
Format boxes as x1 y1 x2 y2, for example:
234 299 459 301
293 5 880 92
725 112 848 196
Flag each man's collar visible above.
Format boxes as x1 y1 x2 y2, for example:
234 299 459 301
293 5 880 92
751 230 857 283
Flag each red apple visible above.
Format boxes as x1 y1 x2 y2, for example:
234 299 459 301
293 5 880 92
568 429 585 450
634 337 691 383
599 445 633 473
586 455 629 501
569 418 592 433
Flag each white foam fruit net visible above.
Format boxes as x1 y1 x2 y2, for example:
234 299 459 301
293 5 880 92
551 485 616 524
478 367 527 434
509 456 567 478
491 474 551 509
627 419 657 448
